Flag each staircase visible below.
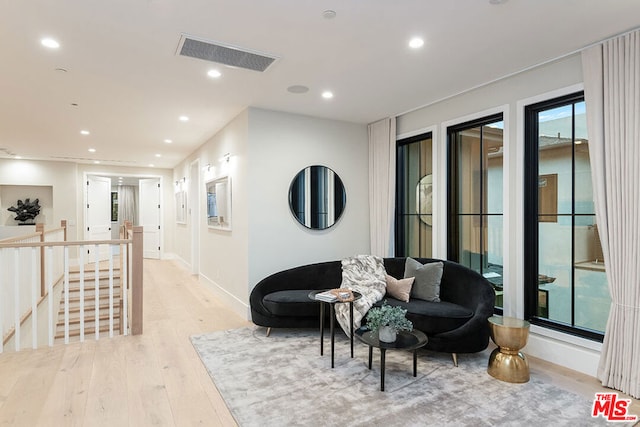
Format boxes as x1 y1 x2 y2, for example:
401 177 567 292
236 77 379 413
55 267 123 342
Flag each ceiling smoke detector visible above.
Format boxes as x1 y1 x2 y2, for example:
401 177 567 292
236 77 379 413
177 34 278 73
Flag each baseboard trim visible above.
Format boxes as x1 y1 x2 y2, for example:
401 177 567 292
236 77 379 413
199 273 249 321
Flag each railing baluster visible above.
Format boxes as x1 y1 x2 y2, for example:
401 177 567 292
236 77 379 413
31 247 38 350
109 248 114 338
63 246 69 344
13 248 20 352
94 244 99 340
47 246 53 347
122 243 128 336
79 245 85 342
1 225 139 351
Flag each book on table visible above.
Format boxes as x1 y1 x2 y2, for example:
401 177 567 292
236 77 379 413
314 290 338 302
314 289 354 302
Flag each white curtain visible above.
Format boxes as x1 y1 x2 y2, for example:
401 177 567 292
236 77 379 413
368 117 396 257
118 185 138 225
582 30 640 398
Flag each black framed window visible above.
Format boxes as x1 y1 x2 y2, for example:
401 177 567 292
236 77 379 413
447 114 504 310
524 92 608 341
396 132 433 258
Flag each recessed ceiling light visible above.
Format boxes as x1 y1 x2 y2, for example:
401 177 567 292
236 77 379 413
155 153 162 158
70 103 79 107
179 116 189 122
409 37 424 49
164 139 173 144
15 156 22 159
118 177 123 180
148 164 155 167
88 148 96 153
207 69 222 78
287 85 309 94
41 38 60 49
322 91 334 99
55 67 67 73
80 130 90 135
93 160 100 164
323 10 337 19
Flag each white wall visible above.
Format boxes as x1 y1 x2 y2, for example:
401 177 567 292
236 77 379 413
396 53 604 377
246 108 370 288
0 159 78 238
172 108 370 319
173 110 250 316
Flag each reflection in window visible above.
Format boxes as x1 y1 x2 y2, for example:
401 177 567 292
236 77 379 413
396 133 433 258
447 114 504 310
525 92 608 340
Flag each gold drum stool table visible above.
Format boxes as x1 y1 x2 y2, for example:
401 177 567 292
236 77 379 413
487 316 530 383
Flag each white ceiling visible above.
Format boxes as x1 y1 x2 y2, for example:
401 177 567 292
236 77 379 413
1 1 639 169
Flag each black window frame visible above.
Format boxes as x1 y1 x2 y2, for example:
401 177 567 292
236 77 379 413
395 131 433 257
524 90 604 342
447 113 504 313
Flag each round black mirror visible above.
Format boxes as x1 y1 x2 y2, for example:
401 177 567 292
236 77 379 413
289 165 346 230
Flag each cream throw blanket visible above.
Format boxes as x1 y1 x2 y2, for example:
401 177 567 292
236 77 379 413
334 255 386 336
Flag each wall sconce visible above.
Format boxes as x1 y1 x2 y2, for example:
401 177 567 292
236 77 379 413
203 163 212 172
220 153 231 163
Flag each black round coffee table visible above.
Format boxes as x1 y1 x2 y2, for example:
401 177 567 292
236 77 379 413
355 328 428 391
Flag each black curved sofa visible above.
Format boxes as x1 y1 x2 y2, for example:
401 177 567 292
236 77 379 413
250 257 495 364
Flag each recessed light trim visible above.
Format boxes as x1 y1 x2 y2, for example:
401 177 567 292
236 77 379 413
164 139 173 144
41 38 60 49
409 37 424 49
323 10 337 19
148 164 155 167
155 154 162 158
207 69 222 78
93 160 100 164
287 85 309 94
80 130 90 135
321 91 334 99
88 148 96 153
179 116 189 122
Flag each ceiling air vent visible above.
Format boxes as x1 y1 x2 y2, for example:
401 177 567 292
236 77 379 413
177 34 278 72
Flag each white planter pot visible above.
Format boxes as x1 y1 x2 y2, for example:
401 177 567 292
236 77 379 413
378 325 397 343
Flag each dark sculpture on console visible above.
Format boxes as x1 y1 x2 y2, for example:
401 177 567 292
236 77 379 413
7 198 41 224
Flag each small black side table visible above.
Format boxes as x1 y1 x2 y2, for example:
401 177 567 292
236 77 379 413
308 290 362 368
355 328 428 391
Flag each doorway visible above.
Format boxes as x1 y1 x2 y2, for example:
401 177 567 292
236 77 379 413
85 173 163 259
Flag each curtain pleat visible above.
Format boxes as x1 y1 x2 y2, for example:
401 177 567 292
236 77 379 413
583 30 640 398
118 186 138 225
368 117 396 257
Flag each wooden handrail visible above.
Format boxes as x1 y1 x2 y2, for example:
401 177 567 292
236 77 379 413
42 227 66 236
0 232 41 244
0 239 132 249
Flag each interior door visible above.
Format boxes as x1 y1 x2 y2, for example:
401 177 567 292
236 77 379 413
139 178 161 259
86 175 112 262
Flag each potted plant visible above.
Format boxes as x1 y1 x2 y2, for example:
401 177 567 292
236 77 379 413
365 300 413 343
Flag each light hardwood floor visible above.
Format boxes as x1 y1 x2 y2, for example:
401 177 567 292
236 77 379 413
0 259 638 426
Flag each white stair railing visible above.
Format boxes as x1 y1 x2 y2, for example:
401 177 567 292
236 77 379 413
0 224 143 354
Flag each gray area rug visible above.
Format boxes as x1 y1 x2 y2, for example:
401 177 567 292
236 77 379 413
191 327 621 427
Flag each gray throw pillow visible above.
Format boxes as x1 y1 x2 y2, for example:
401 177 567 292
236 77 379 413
404 258 443 302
